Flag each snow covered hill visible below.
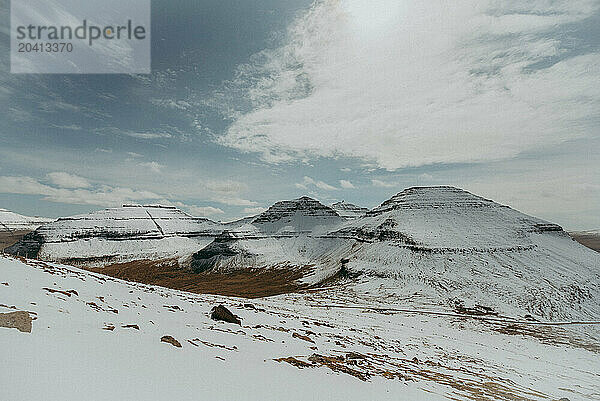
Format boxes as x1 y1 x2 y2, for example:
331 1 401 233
249 196 344 235
330 201 368 218
192 187 600 321
7 187 600 322
1 255 598 401
0 208 53 231
7 205 225 266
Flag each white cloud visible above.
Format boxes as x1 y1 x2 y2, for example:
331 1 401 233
299 176 338 191
51 124 82 131
156 198 227 218
220 0 600 170
186 205 225 217
150 98 192 111
47 172 91 189
139 161 165 173
124 131 172 140
243 206 267 215
209 195 258 207
371 179 396 188
0 176 161 207
97 127 173 140
339 179 355 189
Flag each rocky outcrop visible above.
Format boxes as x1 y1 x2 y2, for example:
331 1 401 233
190 232 250 273
210 305 241 325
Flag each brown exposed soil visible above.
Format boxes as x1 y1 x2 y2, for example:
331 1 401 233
275 351 548 400
274 356 313 368
0 230 31 252
0 311 33 333
570 232 600 252
87 259 312 298
292 332 315 343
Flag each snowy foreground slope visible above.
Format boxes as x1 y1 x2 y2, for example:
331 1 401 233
0 208 53 231
1 255 599 401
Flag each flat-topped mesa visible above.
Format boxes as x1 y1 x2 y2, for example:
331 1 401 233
250 196 343 234
122 204 178 209
330 201 368 219
6 205 225 265
44 204 221 240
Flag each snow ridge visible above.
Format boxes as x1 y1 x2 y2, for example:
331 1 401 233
330 201 368 218
0 209 53 231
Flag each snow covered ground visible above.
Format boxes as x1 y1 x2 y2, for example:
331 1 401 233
1 255 599 401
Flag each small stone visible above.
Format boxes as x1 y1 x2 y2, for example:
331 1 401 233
161 335 182 348
210 305 241 325
0 311 32 333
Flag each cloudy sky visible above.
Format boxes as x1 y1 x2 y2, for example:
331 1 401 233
0 0 598 229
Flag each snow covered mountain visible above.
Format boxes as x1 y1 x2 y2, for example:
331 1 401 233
7 187 600 322
191 187 600 321
6 205 225 265
330 201 368 218
249 196 344 235
189 196 348 273
0 208 53 231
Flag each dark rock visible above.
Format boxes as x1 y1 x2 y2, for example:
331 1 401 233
210 305 241 325
190 232 244 273
161 335 182 347
0 311 32 333
293 332 315 343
